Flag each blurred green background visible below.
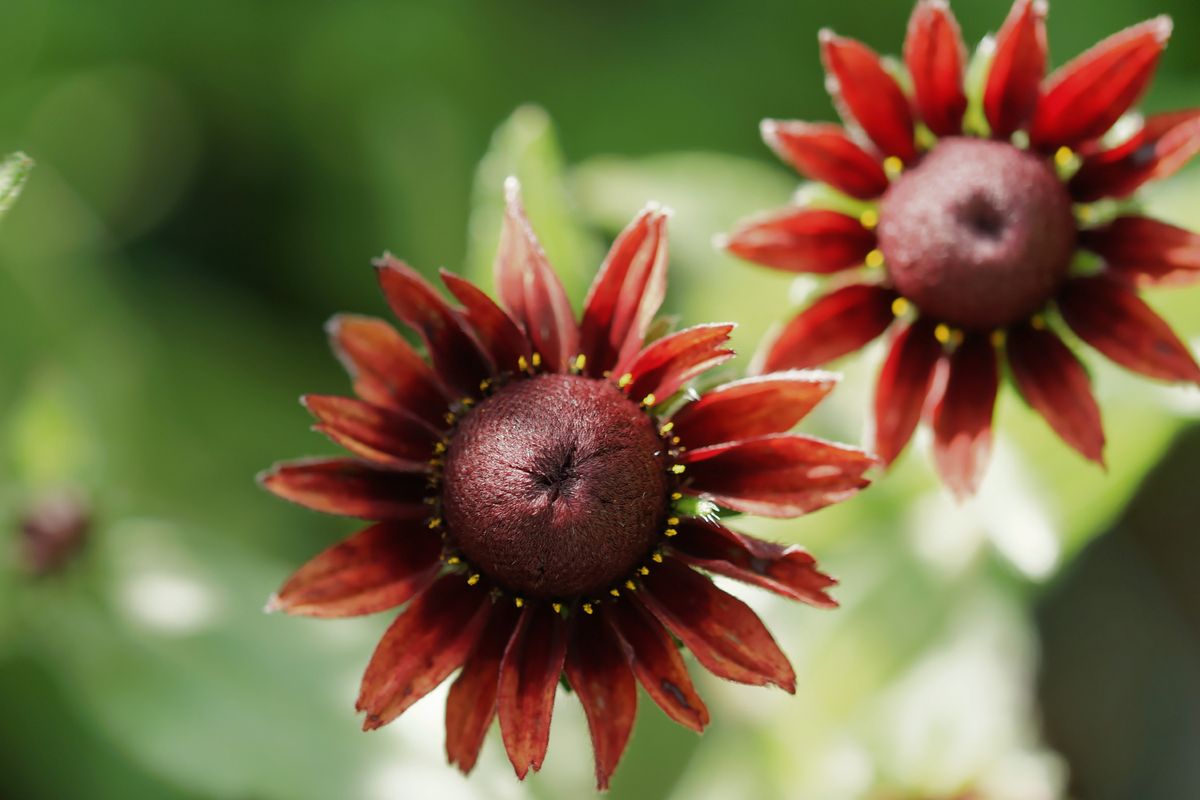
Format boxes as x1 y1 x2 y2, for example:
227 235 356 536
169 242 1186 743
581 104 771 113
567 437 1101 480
2 0 1199 798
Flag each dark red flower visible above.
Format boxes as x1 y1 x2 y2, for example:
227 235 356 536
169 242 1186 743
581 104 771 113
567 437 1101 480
726 0 1200 497
260 179 874 788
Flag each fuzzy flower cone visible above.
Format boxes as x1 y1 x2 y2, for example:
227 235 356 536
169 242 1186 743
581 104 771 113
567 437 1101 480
259 179 875 789
724 0 1200 497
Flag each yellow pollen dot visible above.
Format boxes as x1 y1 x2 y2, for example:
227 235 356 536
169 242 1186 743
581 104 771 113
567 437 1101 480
865 249 885 269
517 355 529 372
625 580 637 590
891 297 910 317
934 324 953 344
991 330 1006 348
446 556 460 565
659 421 675 435
671 492 682 501
883 156 904 177
573 353 587 371
617 373 633 388
531 352 542 368
1077 205 1094 223
671 436 681 445
1030 315 1047 330
479 379 491 392
427 517 442 529
642 393 657 407
552 602 562 614
859 208 879 229
664 528 678 537
638 567 650 576
583 603 594 615
667 517 680 526
460 397 474 407
610 588 621 597
514 597 524 607
652 553 663 563
670 464 686 474
433 441 446 454
467 574 481 586
444 412 457 425
1054 146 1074 168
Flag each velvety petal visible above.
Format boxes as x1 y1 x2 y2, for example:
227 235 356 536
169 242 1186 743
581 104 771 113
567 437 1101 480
904 0 968 137
445 601 521 775
494 178 580 372
761 284 897 371
1058 276 1200 384
1007 323 1105 465
931 333 999 498
983 0 1048 140
724 208 877 274
669 518 837 607
1069 110 1200 202
620 323 735 405
375 256 494 397
872 318 943 465
669 371 837 450
303 395 438 470
1079 215 1200 286
497 603 569 779
267 521 442 617
640 558 796 692
326 314 450 429
440 269 531 374
604 598 709 733
564 610 637 791
258 458 429 520
579 206 670 377
760 120 890 200
819 30 917 161
680 434 875 518
1030 16 1172 151
357 575 492 730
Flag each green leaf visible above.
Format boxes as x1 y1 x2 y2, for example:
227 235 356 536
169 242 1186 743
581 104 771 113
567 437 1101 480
0 152 33 219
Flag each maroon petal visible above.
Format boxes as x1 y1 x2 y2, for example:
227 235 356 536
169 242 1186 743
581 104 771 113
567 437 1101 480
669 518 837 607
357 575 492 730
303 395 438 470
621 323 735 404
326 314 450 429
761 284 897 371
1058 276 1200 384
579 206 670 377
904 0 968 137
1007 323 1105 465
258 458 429 520
440 269 531 374
760 120 890 200
268 521 441 618
873 318 943 465
375 256 494 397
680 434 875 518
565 610 637 791
497 603 569 779
669 371 837 450
494 178 580 372
983 0 1048 140
931 333 999 498
1079 215 1200 286
819 30 917 162
445 601 520 775
1069 110 1200 202
640 558 796 692
724 208 877 274
1030 16 1172 151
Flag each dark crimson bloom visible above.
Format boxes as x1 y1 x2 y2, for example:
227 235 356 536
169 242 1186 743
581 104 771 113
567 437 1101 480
725 0 1200 496
260 179 874 788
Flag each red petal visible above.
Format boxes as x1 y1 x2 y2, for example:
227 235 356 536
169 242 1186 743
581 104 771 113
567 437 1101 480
983 0 1048 140
872 318 943 465
1007 323 1105 465
680 434 875 518
564 610 637 791
1030 16 1172 151
1079 215 1200 286
357 575 492 730
440 269 531 374
494 178 580 372
303 395 438 470
819 30 917 162
724 207 877 274
640 558 796 692
497 603 569 779
326 314 450 429
1069 110 1200 202
669 518 837 607
445 601 520 775
1058 276 1200 384
761 284 897 371
375 257 494 397
621 323 735 404
605 598 709 732
258 458 429 520
579 206 670 377
268 521 441 617
669 371 837 450
760 120 889 200
931 333 999 498
904 0 968 137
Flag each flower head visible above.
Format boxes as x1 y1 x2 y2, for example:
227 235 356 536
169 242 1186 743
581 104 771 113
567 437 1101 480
725 0 1200 496
260 179 874 788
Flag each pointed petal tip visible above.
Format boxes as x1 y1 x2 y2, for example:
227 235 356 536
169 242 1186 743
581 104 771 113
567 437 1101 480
1152 14 1174 42
503 175 521 199
263 593 282 614
711 232 730 250
818 27 837 44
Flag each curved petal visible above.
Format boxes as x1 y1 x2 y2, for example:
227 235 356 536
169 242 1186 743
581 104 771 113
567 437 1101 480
497 602 569 779
565 610 637 791
669 518 837 607
931 333 999 498
723 207 876 274
760 120 890 200
257 458 429 520
873 318 943 465
440 269 531 374
445 601 520 776
1030 16 1172 151
819 30 917 161
1058 276 1200 384
1069 110 1200 202
762 284 897 371
621 323 735 404
303 395 438 470
1007 323 1105 465
1079 215 1200 286
904 0 968 137
983 0 1047 140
